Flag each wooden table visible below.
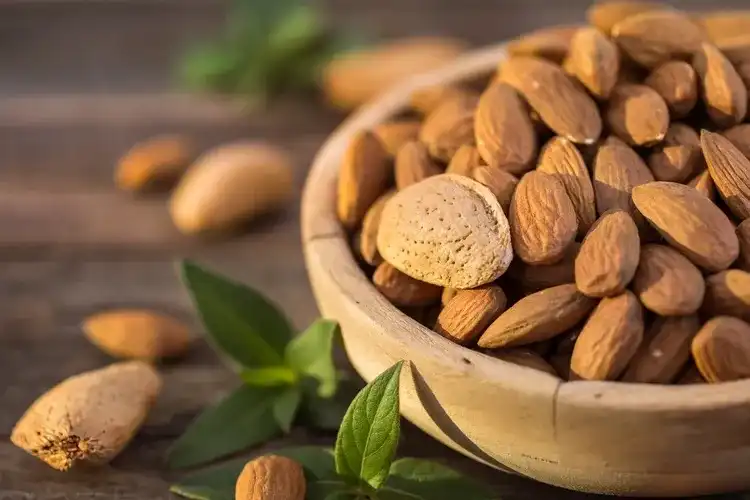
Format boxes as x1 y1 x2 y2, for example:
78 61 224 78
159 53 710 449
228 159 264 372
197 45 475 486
0 1 745 499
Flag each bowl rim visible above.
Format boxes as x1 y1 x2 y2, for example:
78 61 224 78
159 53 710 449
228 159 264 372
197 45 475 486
301 42 750 413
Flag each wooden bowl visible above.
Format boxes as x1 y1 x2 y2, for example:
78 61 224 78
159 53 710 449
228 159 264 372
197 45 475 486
301 44 750 498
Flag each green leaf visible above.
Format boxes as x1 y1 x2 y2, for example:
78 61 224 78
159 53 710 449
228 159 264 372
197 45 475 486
379 458 495 500
299 377 362 431
335 361 405 490
240 366 298 387
285 319 340 397
272 385 302 433
166 385 281 469
179 260 294 369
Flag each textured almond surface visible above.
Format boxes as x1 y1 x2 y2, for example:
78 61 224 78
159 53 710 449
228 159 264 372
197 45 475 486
632 181 739 271
644 61 698 118
11 361 161 470
373 120 422 157
606 84 669 146
474 83 537 173
395 141 442 190
507 25 582 63
377 174 512 289
622 315 701 384
537 136 597 235
235 455 306 500
587 1 667 34
471 165 518 214
359 190 395 266
478 284 596 349
632 244 705 316
420 94 479 162
723 123 750 160
703 270 750 322
693 43 748 127
566 27 620 99
701 130 750 221
487 348 559 377
571 291 644 381
648 123 702 183
435 285 507 345
738 219 750 271
688 169 716 200
509 242 580 293
692 316 750 382
446 144 482 177
115 134 192 192
373 262 442 307
83 310 191 360
575 210 640 298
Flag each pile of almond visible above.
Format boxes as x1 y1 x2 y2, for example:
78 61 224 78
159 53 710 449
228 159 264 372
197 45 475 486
338 2 750 384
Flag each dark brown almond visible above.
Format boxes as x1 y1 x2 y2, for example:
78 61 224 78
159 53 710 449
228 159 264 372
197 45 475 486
410 84 474 115
446 144 483 177
506 25 582 63
509 242 580 294
723 124 750 160
692 316 750 382
702 270 750 322
419 93 479 163
373 262 441 307
587 1 668 35
693 42 748 127
701 130 750 220
644 61 698 118
373 120 422 157
738 219 750 272
434 285 507 345
360 190 395 266
486 348 559 377
395 141 442 190
566 27 620 99
606 84 669 146
647 123 702 182
472 165 518 214
688 169 716 200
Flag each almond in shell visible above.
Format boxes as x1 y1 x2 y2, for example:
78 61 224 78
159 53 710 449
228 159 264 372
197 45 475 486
373 262 442 307
606 84 669 146
434 285 507 345
235 455 306 500
447 144 483 177
693 42 748 128
420 93 479 163
644 61 698 118
471 165 518 214
359 190 395 266
395 141 442 190
647 123 702 183
702 270 750 322
692 316 750 382
738 219 750 271
700 130 750 221
566 27 620 99
373 120 422 157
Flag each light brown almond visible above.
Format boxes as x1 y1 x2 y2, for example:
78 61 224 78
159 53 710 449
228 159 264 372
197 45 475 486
606 84 669 146
373 120 422 157
611 10 706 68
697 10 750 45
688 169 716 200
575 210 641 298
115 134 192 192
693 42 748 127
420 93 479 163
373 262 442 307
632 244 705 315
644 61 698 118
446 144 483 177
498 56 602 144
722 124 750 160
738 219 750 271
395 141 442 190
83 310 191 360
632 181 740 271
478 284 597 349
509 171 578 265
566 27 620 99
692 316 750 382
509 242 581 293
587 1 667 35
377 174 512 289
570 290 644 381
506 25 583 63
702 270 750 322
471 165 518 214
10 361 161 471
360 190 395 266
647 123 702 182
434 285 507 345
676 363 707 384
537 136 597 235
410 84 475 115
701 130 750 220
474 83 537 173
486 348 559 376
622 315 701 383
235 455 306 500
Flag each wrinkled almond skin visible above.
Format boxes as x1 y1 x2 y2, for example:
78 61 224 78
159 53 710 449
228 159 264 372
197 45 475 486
606 84 669 146
373 120 422 157
575 210 641 298
83 310 191 360
235 455 306 500
10 361 161 471
509 242 580 293
336 132 391 230
507 25 583 63
570 291 644 381
701 130 750 221
359 190 395 266
692 316 750 382
510 171 578 265
648 123 702 183
693 43 748 127
688 169 716 200
471 165 518 214
373 262 442 307
377 174 513 289
420 94 479 163
632 244 705 316
478 284 596 349
395 141 442 190
115 134 192 192
447 144 483 177
644 61 698 118
738 219 750 272
474 83 537 173
587 1 666 35
702 270 750 322
622 315 702 384
486 348 559 376
435 285 507 345
632 181 740 272
723 124 750 160
537 136 597 235
566 27 620 99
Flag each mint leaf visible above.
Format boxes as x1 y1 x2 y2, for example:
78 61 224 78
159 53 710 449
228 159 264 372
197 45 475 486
180 260 293 369
272 386 302 433
240 366 298 387
335 361 405 490
286 319 340 397
380 459 495 500
166 385 281 469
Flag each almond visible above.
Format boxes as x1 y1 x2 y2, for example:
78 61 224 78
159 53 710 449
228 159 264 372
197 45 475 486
336 132 391 230
587 1 667 35
474 83 537 173
510 171 578 264
373 262 442 307
693 42 748 127
549 352 574 380
506 25 583 63
373 120 422 157
632 181 740 271
471 165 518 213
647 123 702 182
688 169 716 200
611 10 706 68
701 130 750 220
692 316 750 382
606 84 669 146
571 290 644 381
478 284 596 349
377 174 512 289
395 141 442 190
498 56 602 144
738 219 750 271
702 270 750 322
509 242 580 293
434 285 507 345
575 210 641 297
83 310 191 360
446 144 483 177
722 123 750 159
537 136 597 235
644 61 698 118
621 315 701 383
360 190 395 266
410 84 474 115
632 244 705 315
697 10 750 45
11 361 161 470
115 134 192 192
235 455 306 500
486 348 559 376
566 27 620 99
420 93 479 163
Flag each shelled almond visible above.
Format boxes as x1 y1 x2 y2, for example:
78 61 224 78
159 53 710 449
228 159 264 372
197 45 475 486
337 2 750 384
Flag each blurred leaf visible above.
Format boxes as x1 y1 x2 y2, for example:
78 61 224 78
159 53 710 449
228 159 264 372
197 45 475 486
239 366 298 387
299 377 361 432
272 385 302 433
380 459 496 500
285 319 340 397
